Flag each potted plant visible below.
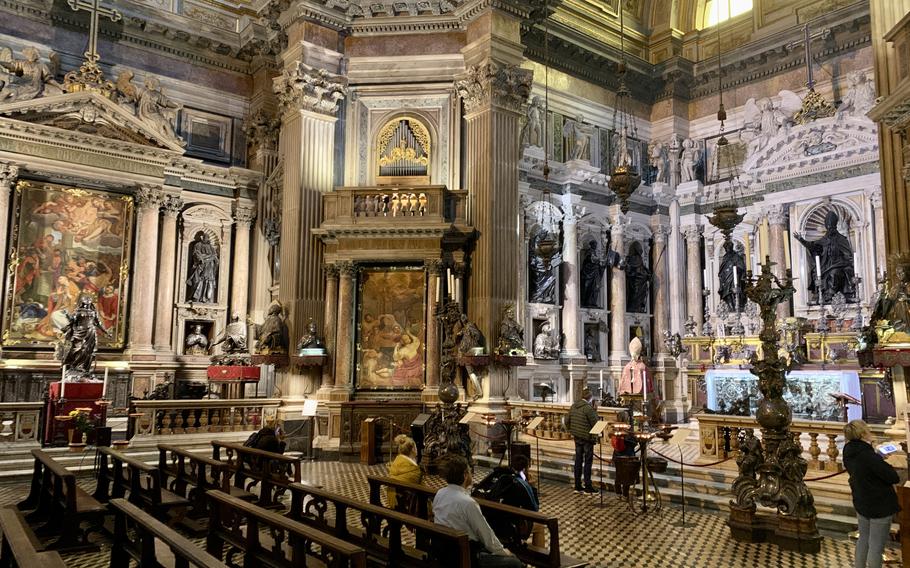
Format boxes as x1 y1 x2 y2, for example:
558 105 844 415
68 408 93 451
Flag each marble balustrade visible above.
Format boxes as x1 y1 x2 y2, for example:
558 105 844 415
129 399 280 437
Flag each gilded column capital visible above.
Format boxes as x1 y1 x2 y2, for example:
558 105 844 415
324 263 340 279
233 203 257 228
274 61 348 116
0 163 19 189
682 224 703 241
455 61 532 114
161 196 184 218
425 259 445 275
135 184 165 210
766 204 789 227
337 261 357 278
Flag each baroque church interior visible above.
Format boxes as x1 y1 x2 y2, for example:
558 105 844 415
0 0 910 566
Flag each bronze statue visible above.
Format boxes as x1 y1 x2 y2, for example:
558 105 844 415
625 241 651 313
57 295 111 381
528 230 561 304
495 304 525 356
718 240 747 311
186 232 218 304
296 318 325 354
794 211 855 304
580 239 622 308
251 301 289 355
456 314 484 355
211 314 247 354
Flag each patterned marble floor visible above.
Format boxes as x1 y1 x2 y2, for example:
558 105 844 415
0 460 900 568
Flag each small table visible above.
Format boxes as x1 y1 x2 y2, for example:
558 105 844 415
207 365 261 399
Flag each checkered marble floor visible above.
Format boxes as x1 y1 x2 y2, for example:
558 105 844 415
0 460 899 568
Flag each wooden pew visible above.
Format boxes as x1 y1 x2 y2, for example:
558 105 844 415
286 481 471 568
109 498 226 568
94 446 189 523
210 440 300 508
366 474 587 568
206 490 367 568
0 507 66 568
157 444 255 520
16 449 104 551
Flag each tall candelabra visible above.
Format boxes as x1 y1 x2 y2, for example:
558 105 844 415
728 257 821 553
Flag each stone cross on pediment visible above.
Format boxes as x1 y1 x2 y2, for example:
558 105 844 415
67 0 122 65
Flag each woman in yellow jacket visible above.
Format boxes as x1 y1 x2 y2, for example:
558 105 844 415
387 434 424 513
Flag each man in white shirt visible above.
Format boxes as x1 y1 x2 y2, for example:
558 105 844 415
432 455 523 568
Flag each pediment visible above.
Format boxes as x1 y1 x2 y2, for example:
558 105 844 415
0 91 186 152
743 116 878 182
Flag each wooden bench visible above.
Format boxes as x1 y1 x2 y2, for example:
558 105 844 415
286 481 471 568
211 440 301 508
16 449 104 551
94 446 189 523
206 490 367 568
0 507 66 568
367 474 587 568
110 498 226 568
158 444 255 520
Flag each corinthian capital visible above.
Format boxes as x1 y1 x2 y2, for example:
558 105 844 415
682 225 703 241
162 196 184 218
766 204 789 227
274 61 348 116
455 61 532 114
233 203 257 228
135 184 165 210
0 163 19 189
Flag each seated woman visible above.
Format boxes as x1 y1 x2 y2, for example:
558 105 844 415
386 434 424 514
245 418 286 454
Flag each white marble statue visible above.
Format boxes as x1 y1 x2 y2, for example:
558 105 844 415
837 71 876 119
563 115 594 161
614 126 632 168
533 322 559 360
743 92 801 156
137 76 182 142
648 140 666 183
521 95 544 148
0 46 62 102
680 138 700 183
669 132 682 185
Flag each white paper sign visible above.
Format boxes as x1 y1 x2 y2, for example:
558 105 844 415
301 399 319 417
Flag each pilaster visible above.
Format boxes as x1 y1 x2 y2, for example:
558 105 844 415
767 204 791 318
609 210 628 364
231 202 257 320
0 164 20 277
153 195 183 353
128 184 164 355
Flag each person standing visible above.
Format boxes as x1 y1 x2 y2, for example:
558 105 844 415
433 455 522 568
843 419 900 568
565 388 598 495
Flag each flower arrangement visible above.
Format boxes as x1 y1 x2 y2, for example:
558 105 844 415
68 408 94 436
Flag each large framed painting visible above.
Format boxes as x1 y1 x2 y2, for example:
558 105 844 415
355 266 426 390
2 181 134 348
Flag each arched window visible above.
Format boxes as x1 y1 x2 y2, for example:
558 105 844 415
702 0 752 28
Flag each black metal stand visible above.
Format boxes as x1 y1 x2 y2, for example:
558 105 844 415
597 433 605 507
534 429 542 497
672 443 694 527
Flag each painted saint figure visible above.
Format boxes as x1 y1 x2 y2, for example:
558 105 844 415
58 295 111 381
186 233 218 304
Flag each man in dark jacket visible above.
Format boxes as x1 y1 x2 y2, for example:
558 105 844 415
843 419 900 568
565 388 598 494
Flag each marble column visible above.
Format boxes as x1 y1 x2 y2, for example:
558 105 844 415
767 205 790 318
274 62 347 357
333 262 356 392
0 164 20 270
668 198 685 333
652 226 671 354
129 185 164 353
868 188 887 279
320 264 339 391
425 260 443 394
683 225 704 328
560 193 585 360
153 196 183 352
456 15 532 403
231 203 256 319
609 213 627 363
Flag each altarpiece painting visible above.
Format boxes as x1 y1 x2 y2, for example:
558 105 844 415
2 181 133 348
356 267 426 390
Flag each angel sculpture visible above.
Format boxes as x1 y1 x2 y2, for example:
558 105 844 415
114 70 141 108
648 140 666 183
837 71 876 119
0 46 62 102
742 91 801 157
680 138 700 183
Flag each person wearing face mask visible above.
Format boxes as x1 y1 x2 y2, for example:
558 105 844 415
842 419 900 568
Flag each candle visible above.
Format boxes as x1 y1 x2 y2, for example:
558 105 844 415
743 235 751 268
435 278 440 303
642 368 648 404
759 218 770 260
815 255 822 285
455 279 461 304
784 230 791 269
854 252 860 278
599 369 604 393
103 367 109 398
447 269 452 298
703 267 708 288
733 266 739 289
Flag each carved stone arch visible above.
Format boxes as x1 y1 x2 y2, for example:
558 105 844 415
371 111 437 185
798 199 862 244
178 203 233 307
624 222 654 259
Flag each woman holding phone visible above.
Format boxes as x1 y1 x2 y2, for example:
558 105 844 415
843 419 900 568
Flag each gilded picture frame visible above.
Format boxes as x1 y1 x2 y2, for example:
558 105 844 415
355 266 426 390
2 181 134 348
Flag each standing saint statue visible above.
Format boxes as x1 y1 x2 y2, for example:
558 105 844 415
528 230 562 304
680 138 700 183
520 96 544 148
624 241 651 313
718 240 747 311
563 115 594 161
794 211 856 304
57 295 111 381
186 233 219 303
580 238 623 308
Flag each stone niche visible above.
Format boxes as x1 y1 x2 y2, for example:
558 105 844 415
174 203 234 360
